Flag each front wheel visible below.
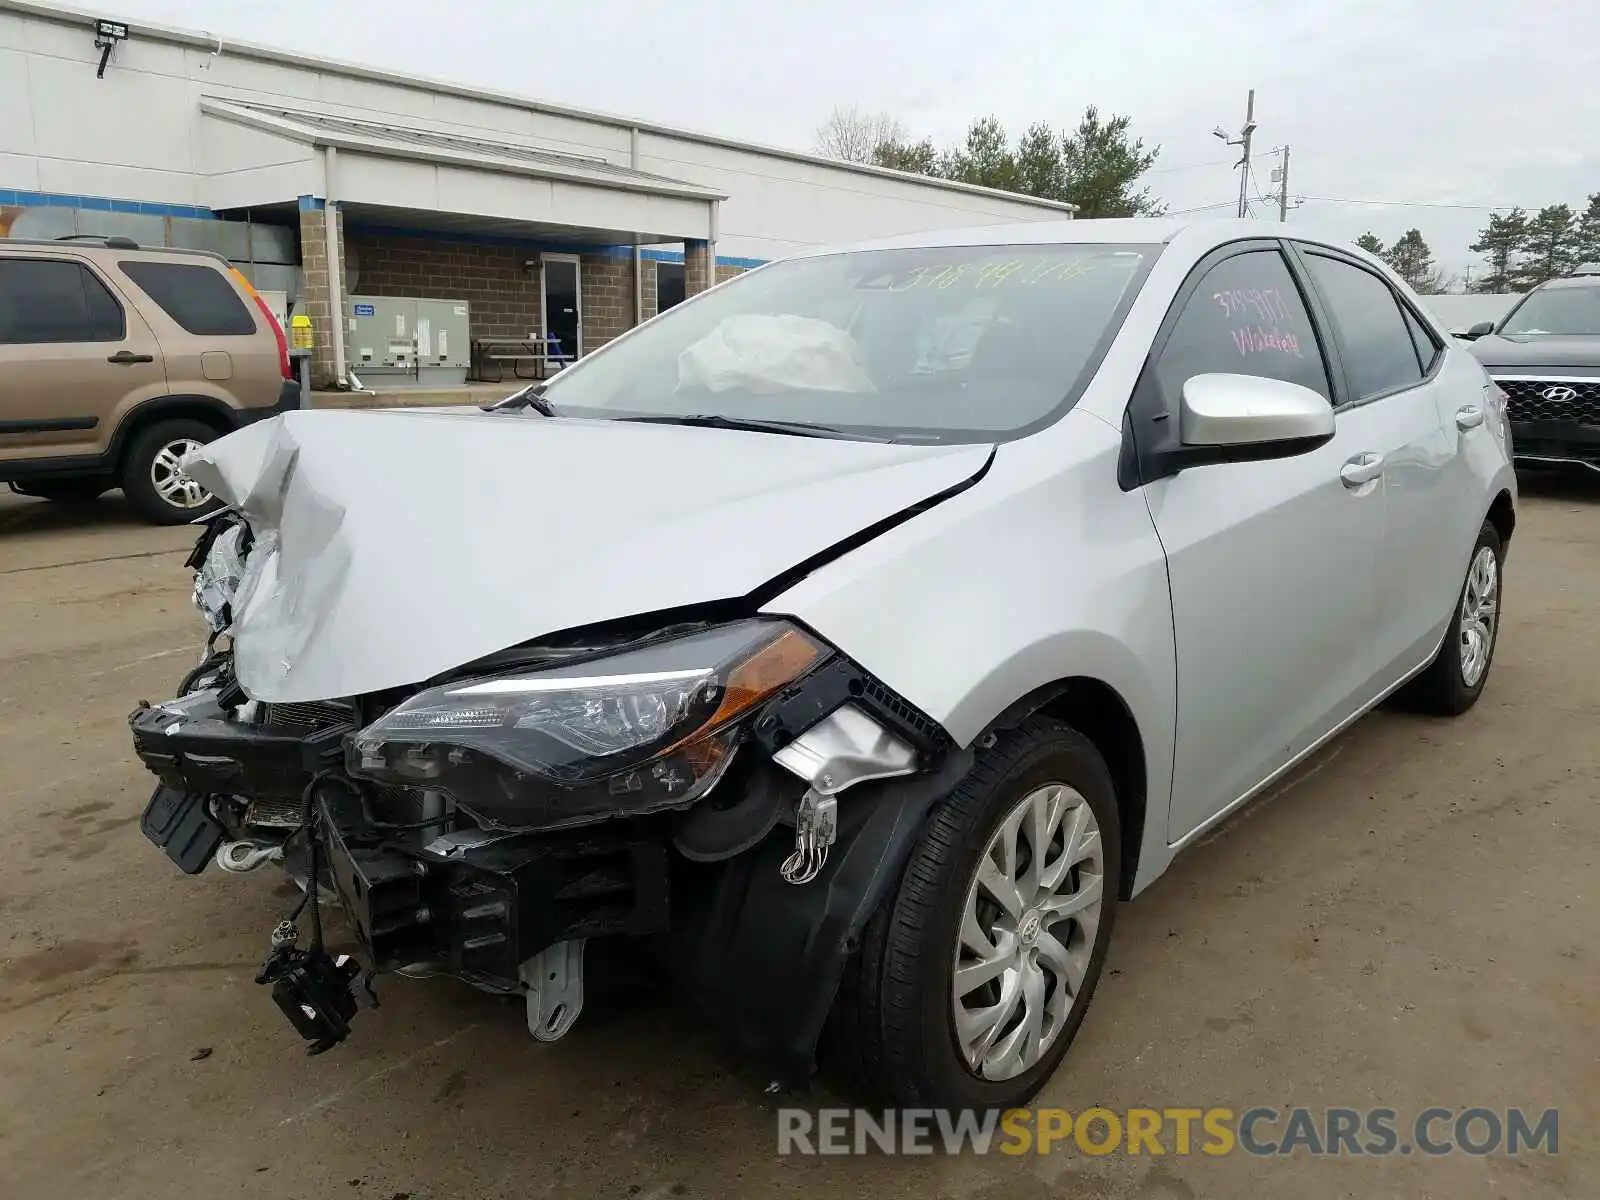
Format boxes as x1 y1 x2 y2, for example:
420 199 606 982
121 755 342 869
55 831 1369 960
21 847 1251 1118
1398 521 1503 715
826 718 1121 1109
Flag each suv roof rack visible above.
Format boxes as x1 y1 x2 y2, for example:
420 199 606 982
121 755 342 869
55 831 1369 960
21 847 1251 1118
53 234 141 250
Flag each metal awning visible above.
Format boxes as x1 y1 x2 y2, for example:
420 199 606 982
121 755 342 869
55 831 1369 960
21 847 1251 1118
200 98 726 203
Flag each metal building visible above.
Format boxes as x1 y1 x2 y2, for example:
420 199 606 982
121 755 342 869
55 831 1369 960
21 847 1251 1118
0 1 1076 388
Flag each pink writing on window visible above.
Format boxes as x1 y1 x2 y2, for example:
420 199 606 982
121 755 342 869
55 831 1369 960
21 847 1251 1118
1232 324 1303 357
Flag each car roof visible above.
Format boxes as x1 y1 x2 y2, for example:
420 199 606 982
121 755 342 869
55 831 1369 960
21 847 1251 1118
0 237 231 265
1534 273 1600 291
792 217 1369 259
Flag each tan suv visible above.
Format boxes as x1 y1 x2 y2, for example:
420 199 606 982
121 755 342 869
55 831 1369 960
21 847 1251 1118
0 236 299 524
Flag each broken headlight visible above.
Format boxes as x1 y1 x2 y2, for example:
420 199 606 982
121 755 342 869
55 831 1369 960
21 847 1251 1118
347 620 827 831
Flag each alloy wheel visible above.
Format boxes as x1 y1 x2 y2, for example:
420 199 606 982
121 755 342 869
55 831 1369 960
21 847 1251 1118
150 438 211 510
1459 545 1499 688
951 782 1105 1081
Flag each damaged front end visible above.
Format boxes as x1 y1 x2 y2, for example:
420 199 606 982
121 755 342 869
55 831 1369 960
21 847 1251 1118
132 501 964 1083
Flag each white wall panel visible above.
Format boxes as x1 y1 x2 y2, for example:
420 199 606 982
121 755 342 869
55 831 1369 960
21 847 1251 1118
0 151 40 191
27 53 195 174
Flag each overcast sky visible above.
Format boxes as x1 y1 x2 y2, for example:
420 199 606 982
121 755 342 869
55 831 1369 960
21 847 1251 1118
120 0 1600 284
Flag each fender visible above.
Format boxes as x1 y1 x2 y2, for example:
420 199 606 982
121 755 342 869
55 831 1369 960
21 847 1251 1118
668 750 974 1086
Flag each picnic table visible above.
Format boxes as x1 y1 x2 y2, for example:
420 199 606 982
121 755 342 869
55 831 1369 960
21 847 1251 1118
471 335 575 382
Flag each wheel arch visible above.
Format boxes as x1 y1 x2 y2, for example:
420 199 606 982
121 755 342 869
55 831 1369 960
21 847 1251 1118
110 397 240 472
982 676 1148 899
1487 488 1515 551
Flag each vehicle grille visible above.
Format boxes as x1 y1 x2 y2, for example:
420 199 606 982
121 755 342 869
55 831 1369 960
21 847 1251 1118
261 700 354 733
1492 377 1600 425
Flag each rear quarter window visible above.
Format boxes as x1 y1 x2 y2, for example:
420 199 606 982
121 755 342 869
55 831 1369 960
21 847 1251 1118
118 261 257 336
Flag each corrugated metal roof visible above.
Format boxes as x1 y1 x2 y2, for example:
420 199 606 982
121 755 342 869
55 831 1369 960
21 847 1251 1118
203 99 726 201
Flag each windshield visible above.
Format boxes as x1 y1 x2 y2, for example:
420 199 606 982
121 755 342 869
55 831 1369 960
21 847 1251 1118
1499 283 1600 336
538 242 1157 442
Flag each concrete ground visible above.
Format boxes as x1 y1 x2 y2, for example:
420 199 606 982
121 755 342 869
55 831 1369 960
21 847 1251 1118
0 477 1595 1200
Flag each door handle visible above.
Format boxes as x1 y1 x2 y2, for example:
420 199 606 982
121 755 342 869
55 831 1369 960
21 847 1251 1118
1340 452 1385 488
1455 405 1484 431
107 351 155 365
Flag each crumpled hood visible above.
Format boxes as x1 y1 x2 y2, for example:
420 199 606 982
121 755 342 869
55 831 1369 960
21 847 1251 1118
184 407 991 703
1470 334 1600 371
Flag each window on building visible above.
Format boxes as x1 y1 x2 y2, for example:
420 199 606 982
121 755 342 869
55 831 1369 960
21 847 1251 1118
1155 250 1332 404
0 259 125 344
118 261 257 336
1302 253 1424 400
656 262 686 313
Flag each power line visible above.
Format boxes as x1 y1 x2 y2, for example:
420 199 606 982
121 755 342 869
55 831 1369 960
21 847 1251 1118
1144 156 1239 177
1167 200 1238 215
1298 195 1527 212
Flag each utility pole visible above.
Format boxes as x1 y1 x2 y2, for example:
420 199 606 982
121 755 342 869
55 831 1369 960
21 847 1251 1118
1212 90 1257 218
1277 144 1290 221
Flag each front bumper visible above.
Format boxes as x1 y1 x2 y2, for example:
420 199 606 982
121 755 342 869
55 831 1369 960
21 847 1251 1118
130 684 960 1084
1509 417 1600 472
131 692 669 986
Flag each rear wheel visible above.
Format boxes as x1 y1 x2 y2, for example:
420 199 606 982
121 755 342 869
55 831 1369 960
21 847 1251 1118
10 478 110 503
121 419 223 524
826 718 1121 1108
1398 520 1503 715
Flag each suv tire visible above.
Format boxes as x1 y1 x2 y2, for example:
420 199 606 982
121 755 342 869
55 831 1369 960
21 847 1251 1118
826 718 1121 1109
121 419 223 525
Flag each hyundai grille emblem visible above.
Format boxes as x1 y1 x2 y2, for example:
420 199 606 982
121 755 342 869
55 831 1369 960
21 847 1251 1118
1540 385 1578 402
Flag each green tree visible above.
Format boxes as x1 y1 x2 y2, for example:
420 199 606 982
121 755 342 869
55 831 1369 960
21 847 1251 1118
1468 208 1530 292
1522 204 1578 285
1355 232 1386 255
941 116 1020 191
1382 228 1448 294
1059 106 1163 217
1574 192 1600 267
871 137 939 175
1015 121 1067 201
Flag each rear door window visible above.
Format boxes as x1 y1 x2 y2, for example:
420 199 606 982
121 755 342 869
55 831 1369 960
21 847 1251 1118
1301 252 1424 401
1401 304 1440 374
118 261 257 336
1154 248 1333 403
0 258 124 344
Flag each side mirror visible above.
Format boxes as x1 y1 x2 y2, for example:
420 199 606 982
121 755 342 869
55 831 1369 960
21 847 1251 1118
1462 321 1495 340
1173 373 1335 466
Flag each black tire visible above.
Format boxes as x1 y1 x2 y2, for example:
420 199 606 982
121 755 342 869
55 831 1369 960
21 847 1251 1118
120 419 223 525
1398 520 1504 716
825 717 1122 1109
11 478 110 503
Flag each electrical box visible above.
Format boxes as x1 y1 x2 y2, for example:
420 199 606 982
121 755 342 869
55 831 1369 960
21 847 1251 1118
345 295 471 386
258 289 289 338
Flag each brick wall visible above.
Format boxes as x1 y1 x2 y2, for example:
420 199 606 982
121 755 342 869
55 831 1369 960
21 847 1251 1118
639 257 659 322
685 239 712 296
715 263 747 285
579 253 635 351
343 231 543 344
297 205 344 388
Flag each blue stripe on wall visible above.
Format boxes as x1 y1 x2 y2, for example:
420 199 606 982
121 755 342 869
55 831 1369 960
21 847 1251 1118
0 189 216 219
0 188 768 268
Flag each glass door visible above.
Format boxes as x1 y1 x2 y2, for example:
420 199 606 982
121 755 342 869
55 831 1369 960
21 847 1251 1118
541 255 582 361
